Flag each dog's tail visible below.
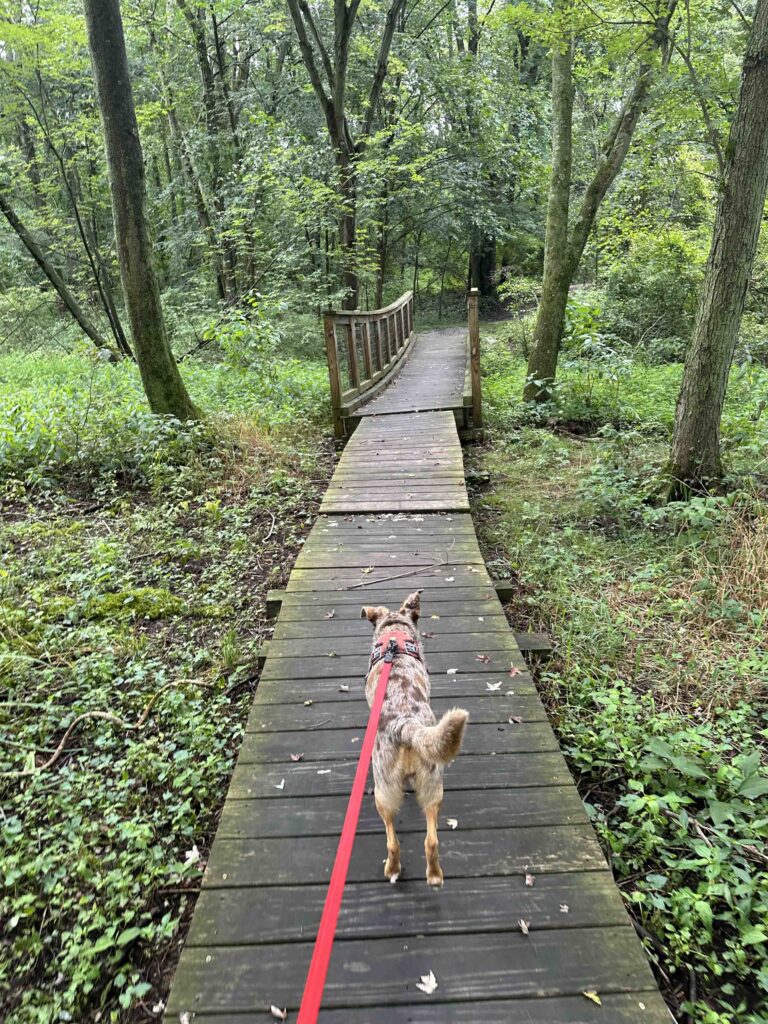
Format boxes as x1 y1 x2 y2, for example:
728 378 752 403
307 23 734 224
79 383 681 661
398 708 469 764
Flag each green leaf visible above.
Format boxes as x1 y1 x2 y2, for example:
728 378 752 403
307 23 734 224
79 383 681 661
740 926 768 946
116 927 142 946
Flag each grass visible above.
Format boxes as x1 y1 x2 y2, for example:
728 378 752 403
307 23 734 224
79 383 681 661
0 351 334 1023
468 327 768 1024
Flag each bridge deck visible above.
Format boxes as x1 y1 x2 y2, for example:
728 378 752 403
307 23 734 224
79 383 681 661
166 329 668 1022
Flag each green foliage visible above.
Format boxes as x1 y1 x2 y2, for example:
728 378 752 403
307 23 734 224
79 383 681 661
0 351 329 496
472 348 768 1022
0 351 332 1023
603 230 706 354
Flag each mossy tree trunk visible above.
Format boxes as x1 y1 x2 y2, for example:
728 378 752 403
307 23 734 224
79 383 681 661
525 1 678 402
83 0 199 420
523 13 573 402
668 0 768 494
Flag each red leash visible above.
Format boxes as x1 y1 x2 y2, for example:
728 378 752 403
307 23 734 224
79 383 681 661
296 639 398 1023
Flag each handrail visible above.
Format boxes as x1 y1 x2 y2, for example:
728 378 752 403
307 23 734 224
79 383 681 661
323 290 415 439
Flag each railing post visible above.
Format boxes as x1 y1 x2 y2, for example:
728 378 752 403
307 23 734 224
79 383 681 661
323 312 345 440
468 287 483 428
362 321 373 379
346 319 359 387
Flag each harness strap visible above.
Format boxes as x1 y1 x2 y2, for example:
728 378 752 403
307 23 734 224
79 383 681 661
296 638 397 1023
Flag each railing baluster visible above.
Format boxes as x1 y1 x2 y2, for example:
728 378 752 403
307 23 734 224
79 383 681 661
362 321 373 380
346 319 359 388
323 312 344 440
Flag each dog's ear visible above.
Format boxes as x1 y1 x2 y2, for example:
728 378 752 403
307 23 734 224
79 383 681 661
399 590 422 623
361 605 388 627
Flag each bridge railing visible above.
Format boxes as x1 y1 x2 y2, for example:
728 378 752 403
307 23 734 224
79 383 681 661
323 290 415 438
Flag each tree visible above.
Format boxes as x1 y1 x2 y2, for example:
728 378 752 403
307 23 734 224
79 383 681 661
83 0 198 420
667 0 768 494
0 187 115 355
524 0 679 401
286 0 406 308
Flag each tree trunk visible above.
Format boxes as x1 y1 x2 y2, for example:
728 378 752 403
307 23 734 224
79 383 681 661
525 1 677 401
337 149 359 310
524 19 574 401
668 0 768 493
0 188 114 354
469 229 497 297
84 0 198 420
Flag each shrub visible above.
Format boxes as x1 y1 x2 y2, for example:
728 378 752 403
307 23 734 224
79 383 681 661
603 231 705 355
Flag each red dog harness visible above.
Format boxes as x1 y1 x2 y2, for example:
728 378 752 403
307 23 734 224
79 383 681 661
368 628 422 671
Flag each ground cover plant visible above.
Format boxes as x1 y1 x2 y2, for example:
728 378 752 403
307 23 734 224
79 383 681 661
0 352 334 1022
468 320 768 1024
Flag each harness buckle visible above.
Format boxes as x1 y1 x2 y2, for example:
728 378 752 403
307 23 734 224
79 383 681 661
383 637 398 663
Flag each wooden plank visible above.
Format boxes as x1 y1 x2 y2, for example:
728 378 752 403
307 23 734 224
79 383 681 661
253 671 538 705
166 926 655 1015
227 751 574 798
186 992 672 1024
246 694 547 732
237 721 559 763
185 870 626 945
202 826 608 889
264 630 521 659
271 613 510 639
216 785 588 839
258 648 527 680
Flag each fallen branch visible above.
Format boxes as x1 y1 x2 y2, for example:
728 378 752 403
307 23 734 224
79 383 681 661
2 678 211 779
345 540 456 590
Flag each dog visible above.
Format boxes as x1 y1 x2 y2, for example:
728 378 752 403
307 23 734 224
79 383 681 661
361 591 469 887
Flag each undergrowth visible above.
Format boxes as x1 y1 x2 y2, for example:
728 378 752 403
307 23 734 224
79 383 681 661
470 345 768 1022
0 352 334 1022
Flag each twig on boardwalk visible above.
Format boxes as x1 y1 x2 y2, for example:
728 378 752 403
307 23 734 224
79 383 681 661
344 539 456 590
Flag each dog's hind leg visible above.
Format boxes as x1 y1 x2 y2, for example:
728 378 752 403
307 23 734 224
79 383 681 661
424 801 443 888
375 793 402 883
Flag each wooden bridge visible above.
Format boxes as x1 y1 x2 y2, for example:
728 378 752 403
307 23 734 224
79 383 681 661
165 293 669 1022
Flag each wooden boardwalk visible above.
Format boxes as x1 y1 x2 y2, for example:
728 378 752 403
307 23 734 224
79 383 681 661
166 327 669 1022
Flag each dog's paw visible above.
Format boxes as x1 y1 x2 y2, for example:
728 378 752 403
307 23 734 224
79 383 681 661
384 856 401 882
426 867 444 888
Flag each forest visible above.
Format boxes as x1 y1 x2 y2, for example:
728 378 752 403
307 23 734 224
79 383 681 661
0 0 767 1021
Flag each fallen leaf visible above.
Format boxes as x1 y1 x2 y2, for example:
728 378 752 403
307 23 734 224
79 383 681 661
350 737 360 743
486 681 502 692
290 753 304 762
508 715 523 724
152 1002 165 1015
525 873 535 887
179 1014 191 1024
518 919 530 935
583 991 602 1006
270 1007 287 1021
430 614 440 620
339 684 350 692
444 576 455 582
509 666 522 677
415 970 438 995
304 700 313 707
476 654 491 663
560 904 570 914
327 651 338 657
362 566 374 574
325 610 336 619
183 844 200 867
274 779 285 790
317 769 331 775
478 616 484 622
421 631 435 638
506 690 516 696
447 668 458 675
446 818 458 830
